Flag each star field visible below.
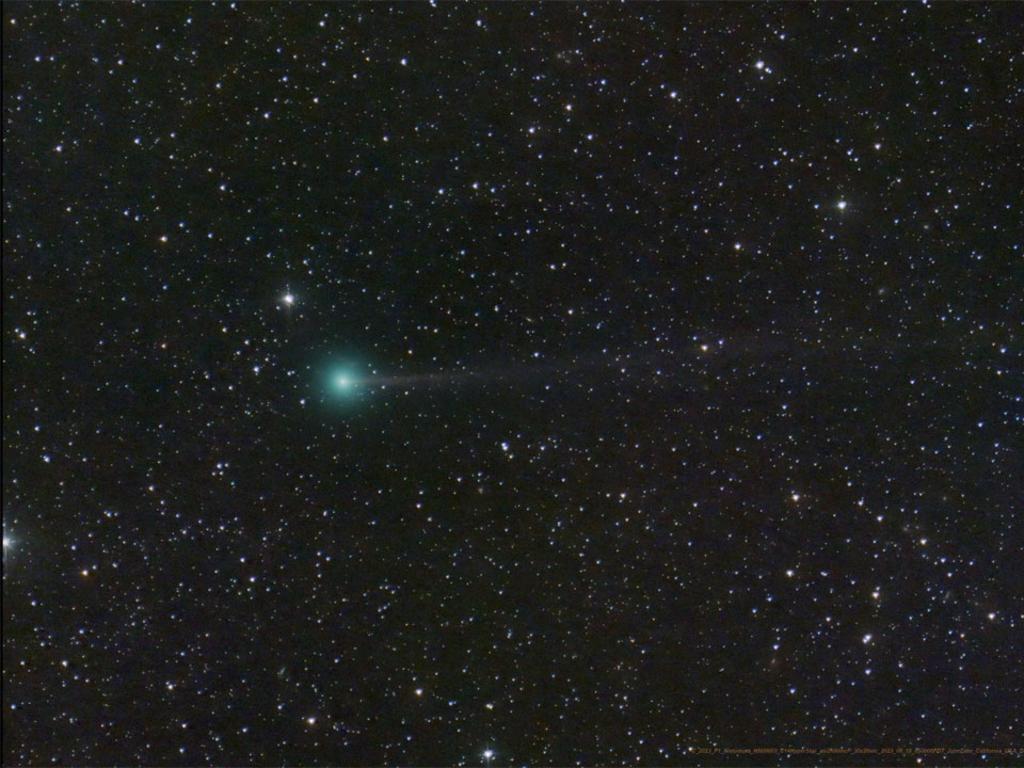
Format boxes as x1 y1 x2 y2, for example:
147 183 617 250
3 4 1023 766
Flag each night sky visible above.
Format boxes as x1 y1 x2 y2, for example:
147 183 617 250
2 3 1023 767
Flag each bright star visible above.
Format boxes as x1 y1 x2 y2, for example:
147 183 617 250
282 293 295 305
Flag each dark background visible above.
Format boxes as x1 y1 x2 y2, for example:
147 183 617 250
3 3 1022 766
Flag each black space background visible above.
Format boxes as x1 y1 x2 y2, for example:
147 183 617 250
2 3 1023 767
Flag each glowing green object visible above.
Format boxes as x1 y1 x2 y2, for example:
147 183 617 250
322 360 367 406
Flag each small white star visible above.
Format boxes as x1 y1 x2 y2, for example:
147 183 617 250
837 200 848 211
282 293 295 306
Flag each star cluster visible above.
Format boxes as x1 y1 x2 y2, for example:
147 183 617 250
2 4 1022 766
